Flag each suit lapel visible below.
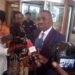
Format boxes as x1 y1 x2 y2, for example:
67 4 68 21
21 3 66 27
42 28 55 48
40 28 56 58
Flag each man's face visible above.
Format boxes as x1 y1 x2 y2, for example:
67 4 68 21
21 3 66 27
26 15 31 21
37 11 53 31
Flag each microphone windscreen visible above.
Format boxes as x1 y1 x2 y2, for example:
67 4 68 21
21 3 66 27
27 40 37 53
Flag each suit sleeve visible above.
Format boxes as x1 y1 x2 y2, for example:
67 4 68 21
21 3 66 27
55 33 65 43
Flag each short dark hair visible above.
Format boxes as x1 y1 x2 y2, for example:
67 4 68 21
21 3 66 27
40 10 52 18
0 10 6 22
25 12 31 16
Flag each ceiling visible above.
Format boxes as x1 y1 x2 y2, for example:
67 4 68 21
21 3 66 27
6 0 75 6
7 0 19 1
6 0 20 3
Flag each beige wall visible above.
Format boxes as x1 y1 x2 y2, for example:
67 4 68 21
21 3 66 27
0 0 6 11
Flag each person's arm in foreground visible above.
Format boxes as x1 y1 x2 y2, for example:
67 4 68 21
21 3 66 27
36 54 69 75
52 61 69 75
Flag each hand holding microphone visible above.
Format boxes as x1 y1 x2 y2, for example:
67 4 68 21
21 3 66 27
26 39 37 54
26 39 48 67
26 39 41 67
25 41 69 75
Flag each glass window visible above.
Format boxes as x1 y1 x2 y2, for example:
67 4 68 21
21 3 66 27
30 6 40 20
21 2 41 23
45 2 72 32
44 1 72 41
50 6 64 31
21 3 29 15
69 10 75 45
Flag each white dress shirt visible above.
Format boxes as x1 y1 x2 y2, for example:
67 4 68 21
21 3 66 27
38 26 53 41
0 44 8 75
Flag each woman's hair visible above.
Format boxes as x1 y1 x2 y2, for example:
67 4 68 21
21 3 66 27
0 10 6 23
11 11 23 25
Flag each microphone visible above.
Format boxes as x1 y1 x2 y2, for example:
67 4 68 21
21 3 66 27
26 39 37 54
26 39 41 67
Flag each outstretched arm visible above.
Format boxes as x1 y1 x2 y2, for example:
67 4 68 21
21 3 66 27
52 61 69 75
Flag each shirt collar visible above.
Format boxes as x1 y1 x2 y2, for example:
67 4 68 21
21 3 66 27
44 26 53 35
39 26 53 40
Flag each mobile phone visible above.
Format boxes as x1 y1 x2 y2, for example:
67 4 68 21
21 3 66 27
59 58 75 69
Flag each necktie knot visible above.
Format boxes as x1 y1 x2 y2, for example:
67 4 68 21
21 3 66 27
40 32 44 40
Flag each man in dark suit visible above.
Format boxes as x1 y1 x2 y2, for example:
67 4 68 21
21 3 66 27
32 10 65 75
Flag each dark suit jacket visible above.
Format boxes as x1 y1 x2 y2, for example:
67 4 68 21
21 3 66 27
40 28 65 59
32 28 65 75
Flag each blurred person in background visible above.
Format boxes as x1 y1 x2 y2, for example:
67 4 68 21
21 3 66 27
10 11 25 38
0 10 12 75
0 10 10 39
23 12 37 42
9 11 28 75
